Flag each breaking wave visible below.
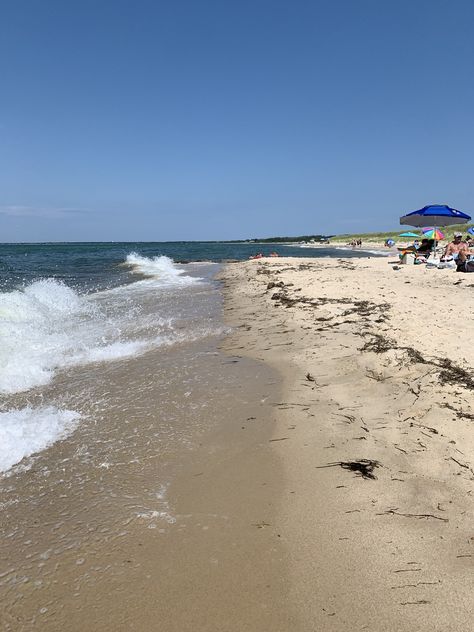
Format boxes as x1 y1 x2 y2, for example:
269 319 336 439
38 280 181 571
0 278 176 395
124 253 200 284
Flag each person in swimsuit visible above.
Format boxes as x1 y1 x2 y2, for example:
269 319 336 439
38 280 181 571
443 232 469 260
456 237 474 266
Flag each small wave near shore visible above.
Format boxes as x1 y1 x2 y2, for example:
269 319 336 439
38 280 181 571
0 277 175 395
124 252 202 284
0 254 220 472
0 255 203 396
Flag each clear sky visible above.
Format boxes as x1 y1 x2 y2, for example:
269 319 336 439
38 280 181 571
1 0 473 241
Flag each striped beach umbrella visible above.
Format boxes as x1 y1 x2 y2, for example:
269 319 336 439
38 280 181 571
422 227 445 240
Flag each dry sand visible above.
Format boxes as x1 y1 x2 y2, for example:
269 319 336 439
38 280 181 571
220 256 473 631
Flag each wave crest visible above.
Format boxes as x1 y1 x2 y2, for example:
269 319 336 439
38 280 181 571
125 253 199 285
0 279 174 394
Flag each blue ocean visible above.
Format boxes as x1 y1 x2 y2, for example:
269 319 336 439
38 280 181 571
0 240 373 292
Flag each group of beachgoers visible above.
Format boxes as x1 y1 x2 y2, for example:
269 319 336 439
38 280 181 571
398 232 474 271
347 239 363 248
248 252 280 260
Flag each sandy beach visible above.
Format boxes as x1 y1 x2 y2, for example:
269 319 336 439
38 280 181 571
1 253 472 631
220 255 473 631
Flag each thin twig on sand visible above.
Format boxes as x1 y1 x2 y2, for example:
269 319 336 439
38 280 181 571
377 509 448 522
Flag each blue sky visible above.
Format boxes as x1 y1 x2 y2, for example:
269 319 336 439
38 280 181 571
1 0 473 241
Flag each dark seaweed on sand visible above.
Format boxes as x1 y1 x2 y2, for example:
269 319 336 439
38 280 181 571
318 459 380 480
437 358 474 390
360 334 473 390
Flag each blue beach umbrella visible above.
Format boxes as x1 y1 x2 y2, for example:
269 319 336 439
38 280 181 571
400 204 471 258
468 227 474 236
400 204 471 227
399 232 419 238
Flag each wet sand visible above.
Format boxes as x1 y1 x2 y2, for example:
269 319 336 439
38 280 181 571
220 256 473 631
0 338 297 631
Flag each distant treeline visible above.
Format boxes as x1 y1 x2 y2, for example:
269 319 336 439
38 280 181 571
229 235 332 243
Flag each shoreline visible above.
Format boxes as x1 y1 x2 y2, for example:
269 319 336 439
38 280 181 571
220 257 473 630
1 254 472 630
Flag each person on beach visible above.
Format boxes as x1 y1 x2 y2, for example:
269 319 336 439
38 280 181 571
442 232 468 260
416 238 434 256
455 236 474 267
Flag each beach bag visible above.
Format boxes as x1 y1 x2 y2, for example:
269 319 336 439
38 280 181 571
457 260 474 273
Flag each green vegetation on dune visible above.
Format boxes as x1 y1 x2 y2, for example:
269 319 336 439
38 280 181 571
331 224 474 243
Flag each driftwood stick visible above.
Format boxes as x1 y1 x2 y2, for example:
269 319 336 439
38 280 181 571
377 509 448 523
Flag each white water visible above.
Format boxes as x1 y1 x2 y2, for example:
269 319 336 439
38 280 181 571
292 243 390 256
0 406 80 473
125 253 201 284
0 254 219 472
333 246 391 256
0 278 175 394
0 256 203 395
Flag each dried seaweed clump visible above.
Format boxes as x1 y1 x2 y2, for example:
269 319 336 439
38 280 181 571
400 346 427 364
319 459 380 480
361 334 394 354
342 300 388 319
338 459 380 479
437 359 474 390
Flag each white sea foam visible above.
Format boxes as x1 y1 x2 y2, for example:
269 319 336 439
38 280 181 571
125 253 200 284
0 251 221 395
0 278 176 394
0 406 81 473
334 246 390 256
292 243 389 257
190 261 219 265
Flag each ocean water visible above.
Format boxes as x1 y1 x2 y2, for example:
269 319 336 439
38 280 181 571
0 240 377 293
0 248 213 470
